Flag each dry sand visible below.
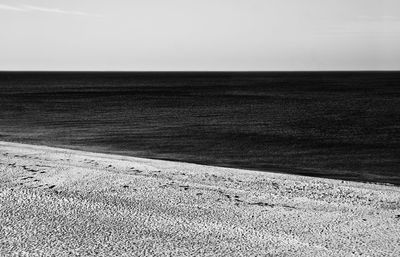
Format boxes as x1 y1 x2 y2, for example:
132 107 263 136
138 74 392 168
0 141 399 256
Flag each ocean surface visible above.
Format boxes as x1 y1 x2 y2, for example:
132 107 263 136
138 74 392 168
0 72 399 185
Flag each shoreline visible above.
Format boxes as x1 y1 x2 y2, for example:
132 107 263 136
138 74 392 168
2 140 397 187
1 141 399 256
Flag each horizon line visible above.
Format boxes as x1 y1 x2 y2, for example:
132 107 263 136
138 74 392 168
1 70 400 73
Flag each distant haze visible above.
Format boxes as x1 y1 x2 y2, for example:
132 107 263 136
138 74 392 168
0 0 399 71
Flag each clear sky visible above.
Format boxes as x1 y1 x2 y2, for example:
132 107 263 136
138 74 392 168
0 0 399 71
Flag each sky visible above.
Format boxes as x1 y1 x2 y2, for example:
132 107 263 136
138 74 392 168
0 0 399 71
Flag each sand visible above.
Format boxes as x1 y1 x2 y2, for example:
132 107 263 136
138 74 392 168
0 141 399 256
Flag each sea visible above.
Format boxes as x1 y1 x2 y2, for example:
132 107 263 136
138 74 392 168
0 72 399 185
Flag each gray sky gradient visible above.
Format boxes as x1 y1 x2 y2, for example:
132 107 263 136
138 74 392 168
0 0 399 71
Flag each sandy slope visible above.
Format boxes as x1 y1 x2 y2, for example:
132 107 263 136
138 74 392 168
0 141 399 256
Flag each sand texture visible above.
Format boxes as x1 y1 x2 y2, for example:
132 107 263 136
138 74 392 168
1 141 399 256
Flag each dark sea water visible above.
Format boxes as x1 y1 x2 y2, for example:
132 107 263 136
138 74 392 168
0 72 399 185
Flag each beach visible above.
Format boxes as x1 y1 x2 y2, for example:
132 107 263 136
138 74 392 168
1 141 399 256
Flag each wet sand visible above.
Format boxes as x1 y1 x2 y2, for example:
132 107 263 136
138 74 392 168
1 141 399 256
